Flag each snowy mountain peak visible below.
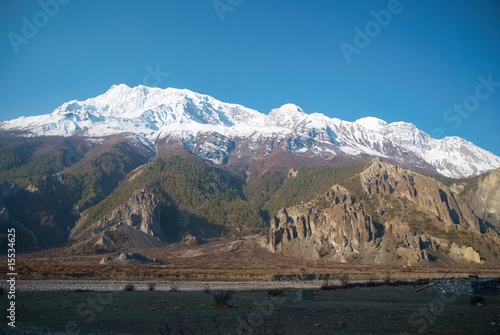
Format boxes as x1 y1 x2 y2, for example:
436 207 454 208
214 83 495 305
355 117 388 130
267 103 307 127
274 103 305 114
1 85 499 178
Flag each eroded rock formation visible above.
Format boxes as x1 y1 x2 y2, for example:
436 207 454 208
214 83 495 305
268 159 499 266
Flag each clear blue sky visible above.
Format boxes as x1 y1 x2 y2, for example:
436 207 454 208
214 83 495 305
1 0 499 155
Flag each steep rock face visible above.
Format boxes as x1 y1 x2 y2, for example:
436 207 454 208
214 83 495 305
359 159 480 230
69 190 163 253
268 159 499 266
81 189 161 238
454 168 500 231
269 185 378 262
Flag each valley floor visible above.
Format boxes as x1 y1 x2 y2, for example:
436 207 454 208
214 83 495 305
2 237 500 334
5 236 500 283
1 286 499 334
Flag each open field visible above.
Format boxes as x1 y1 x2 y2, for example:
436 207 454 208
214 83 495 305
1 285 499 335
2 237 500 334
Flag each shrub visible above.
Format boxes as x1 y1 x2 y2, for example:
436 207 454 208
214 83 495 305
339 274 350 287
365 277 376 287
320 283 338 291
159 312 196 335
383 272 391 285
320 281 337 291
213 290 233 309
267 288 284 297
124 283 135 291
470 295 485 306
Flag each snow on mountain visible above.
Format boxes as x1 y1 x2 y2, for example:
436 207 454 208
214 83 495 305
1 84 499 178
354 117 388 131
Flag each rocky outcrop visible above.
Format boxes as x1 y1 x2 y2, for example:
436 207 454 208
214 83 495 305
73 190 161 239
69 190 164 253
452 168 500 232
100 189 162 236
449 243 481 263
268 159 499 266
359 158 479 230
269 185 378 262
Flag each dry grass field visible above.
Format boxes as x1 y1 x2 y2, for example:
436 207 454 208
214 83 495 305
5 236 500 283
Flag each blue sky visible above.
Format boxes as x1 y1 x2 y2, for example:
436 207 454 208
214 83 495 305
1 0 499 155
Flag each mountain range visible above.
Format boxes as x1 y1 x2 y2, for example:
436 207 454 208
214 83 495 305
1 84 499 179
0 85 499 268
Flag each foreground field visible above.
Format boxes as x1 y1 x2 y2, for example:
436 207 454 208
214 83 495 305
3 237 500 334
1 285 499 335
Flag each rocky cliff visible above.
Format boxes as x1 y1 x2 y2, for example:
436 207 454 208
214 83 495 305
268 159 500 266
68 190 164 253
452 168 500 231
269 185 378 263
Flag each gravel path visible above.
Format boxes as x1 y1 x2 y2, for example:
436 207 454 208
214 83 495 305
15 280 322 292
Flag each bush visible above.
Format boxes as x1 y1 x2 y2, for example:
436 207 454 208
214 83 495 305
383 272 391 285
213 290 233 308
320 281 336 290
365 277 376 287
339 274 350 287
124 283 135 291
321 274 352 290
268 288 284 297
470 295 485 306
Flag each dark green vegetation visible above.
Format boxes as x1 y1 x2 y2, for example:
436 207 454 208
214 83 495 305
75 155 264 240
0 134 369 252
0 136 153 250
1 134 498 259
2 287 499 334
245 164 366 219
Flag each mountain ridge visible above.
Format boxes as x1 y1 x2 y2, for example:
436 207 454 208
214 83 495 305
1 84 499 178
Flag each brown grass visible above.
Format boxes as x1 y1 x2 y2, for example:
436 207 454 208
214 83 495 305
4 237 500 283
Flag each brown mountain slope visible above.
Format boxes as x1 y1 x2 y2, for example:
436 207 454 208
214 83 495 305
267 158 500 267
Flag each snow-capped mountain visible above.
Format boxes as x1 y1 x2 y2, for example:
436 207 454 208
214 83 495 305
1 84 499 178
